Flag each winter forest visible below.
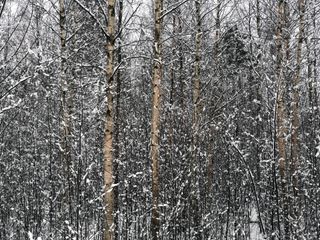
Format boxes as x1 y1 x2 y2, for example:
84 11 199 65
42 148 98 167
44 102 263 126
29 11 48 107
1 0 320 239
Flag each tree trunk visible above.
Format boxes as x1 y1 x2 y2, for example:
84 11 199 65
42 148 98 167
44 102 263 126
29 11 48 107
214 0 220 57
256 0 261 38
0 0 6 19
191 0 202 238
104 0 116 239
276 0 287 185
275 1 290 239
59 0 73 238
291 0 305 189
291 0 305 234
150 0 163 239
113 0 123 239
59 0 70 166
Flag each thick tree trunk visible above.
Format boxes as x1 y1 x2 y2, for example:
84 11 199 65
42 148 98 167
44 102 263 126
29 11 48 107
104 0 116 239
150 0 163 239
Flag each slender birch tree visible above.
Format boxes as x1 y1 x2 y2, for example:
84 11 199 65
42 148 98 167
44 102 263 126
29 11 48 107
150 0 163 238
104 0 116 239
113 0 123 239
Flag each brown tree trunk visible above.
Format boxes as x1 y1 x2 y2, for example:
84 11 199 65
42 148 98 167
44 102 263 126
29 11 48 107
275 1 290 239
276 0 287 185
103 0 116 239
113 0 123 239
150 0 163 239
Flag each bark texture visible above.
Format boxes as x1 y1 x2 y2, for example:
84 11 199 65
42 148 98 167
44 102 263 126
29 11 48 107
275 0 287 181
113 1 123 239
104 0 116 239
150 0 163 239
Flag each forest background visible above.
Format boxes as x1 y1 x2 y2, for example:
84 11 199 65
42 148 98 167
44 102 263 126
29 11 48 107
0 0 320 239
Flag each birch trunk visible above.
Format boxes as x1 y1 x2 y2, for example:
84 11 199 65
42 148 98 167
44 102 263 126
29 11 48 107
113 0 123 239
104 0 116 239
150 0 163 239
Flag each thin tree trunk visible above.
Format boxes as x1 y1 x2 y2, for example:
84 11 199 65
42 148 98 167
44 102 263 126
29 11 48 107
275 1 290 239
256 0 261 38
214 0 220 58
168 15 176 235
193 0 202 176
113 0 123 239
0 0 6 18
178 8 184 110
312 0 318 109
150 0 163 239
59 0 70 163
207 0 220 191
276 0 287 187
169 13 176 147
104 0 116 239
191 0 202 238
291 0 305 189
291 0 305 234
59 0 73 238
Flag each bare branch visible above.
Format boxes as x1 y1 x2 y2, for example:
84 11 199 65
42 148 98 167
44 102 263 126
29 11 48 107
73 0 109 38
